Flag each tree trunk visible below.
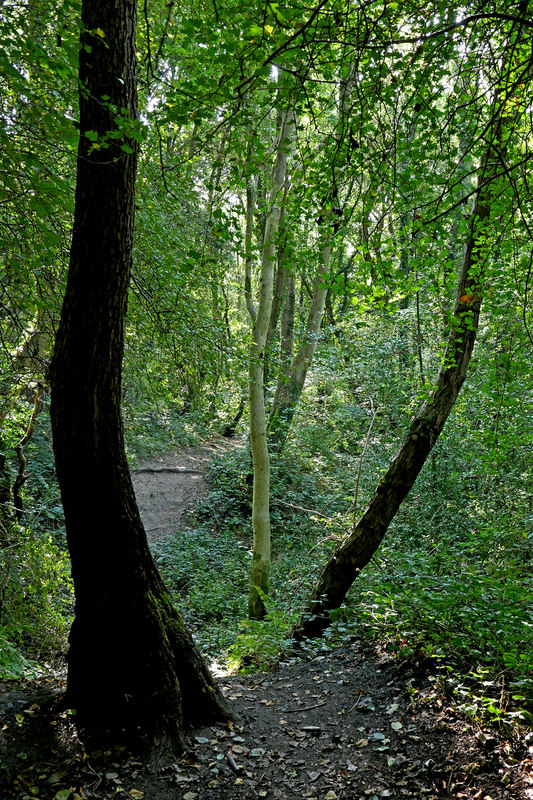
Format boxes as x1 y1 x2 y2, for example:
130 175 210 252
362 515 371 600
268 66 354 453
248 107 294 620
268 240 332 451
49 0 228 756
293 53 523 640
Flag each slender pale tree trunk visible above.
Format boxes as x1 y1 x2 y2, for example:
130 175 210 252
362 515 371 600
279 270 296 374
268 66 355 452
268 240 332 451
244 176 257 323
248 107 295 619
293 34 526 640
264 165 290 390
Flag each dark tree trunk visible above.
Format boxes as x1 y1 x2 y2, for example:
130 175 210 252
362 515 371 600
49 0 228 756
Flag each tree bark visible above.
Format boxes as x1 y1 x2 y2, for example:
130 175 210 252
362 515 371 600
49 0 228 756
268 65 354 453
248 107 294 619
293 47 523 640
268 240 332 451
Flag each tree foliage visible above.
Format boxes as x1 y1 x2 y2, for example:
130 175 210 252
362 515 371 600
0 0 531 736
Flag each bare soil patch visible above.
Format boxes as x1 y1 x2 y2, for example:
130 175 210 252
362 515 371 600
131 438 235 542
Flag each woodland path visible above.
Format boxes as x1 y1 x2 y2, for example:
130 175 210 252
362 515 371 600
0 442 531 799
131 437 236 542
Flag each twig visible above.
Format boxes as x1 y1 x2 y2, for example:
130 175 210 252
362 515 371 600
271 497 334 520
348 698 367 713
283 700 327 713
226 752 242 774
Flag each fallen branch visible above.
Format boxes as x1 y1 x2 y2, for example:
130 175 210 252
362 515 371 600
283 700 327 713
134 467 203 474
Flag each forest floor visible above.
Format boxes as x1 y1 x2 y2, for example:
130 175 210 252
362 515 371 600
0 442 532 800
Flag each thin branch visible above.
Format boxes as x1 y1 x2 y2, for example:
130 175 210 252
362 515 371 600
352 398 378 530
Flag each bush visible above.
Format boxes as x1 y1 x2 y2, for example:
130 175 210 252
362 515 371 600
0 524 72 675
341 517 533 722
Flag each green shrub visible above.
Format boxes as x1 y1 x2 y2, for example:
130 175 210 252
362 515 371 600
0 524 72 676
340 519 533 722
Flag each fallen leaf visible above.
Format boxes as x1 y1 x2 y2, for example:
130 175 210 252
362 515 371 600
391 721 403 731
324 792 337 800
172 774 192 783
386 703 399 715
48 772 67 784
129 791 144 800
356 738 369 748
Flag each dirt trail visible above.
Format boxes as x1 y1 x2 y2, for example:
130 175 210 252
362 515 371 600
0 440 531 799
131 438 234 541
1 642 531 800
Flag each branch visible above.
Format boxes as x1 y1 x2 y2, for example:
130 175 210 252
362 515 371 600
13 383 45 522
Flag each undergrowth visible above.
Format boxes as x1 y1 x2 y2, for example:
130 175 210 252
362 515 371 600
1 411 72 678
338 517 533 725
161 426 533 732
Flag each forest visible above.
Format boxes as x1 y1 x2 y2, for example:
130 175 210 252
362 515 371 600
0 0 533 797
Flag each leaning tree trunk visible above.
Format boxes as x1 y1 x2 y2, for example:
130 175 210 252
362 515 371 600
49 0 228 756
293 33 526 641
